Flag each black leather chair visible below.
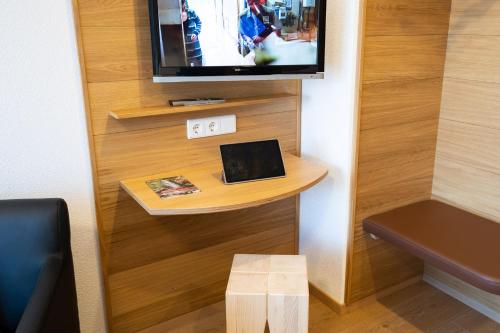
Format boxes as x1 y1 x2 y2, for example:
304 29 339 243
0 199 80 333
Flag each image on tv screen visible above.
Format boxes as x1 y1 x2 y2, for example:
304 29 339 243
156 0 319 67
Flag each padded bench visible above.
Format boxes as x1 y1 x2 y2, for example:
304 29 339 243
363 200 500 295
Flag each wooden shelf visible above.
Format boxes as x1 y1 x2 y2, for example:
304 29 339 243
110 94 296 120
120 153 328 216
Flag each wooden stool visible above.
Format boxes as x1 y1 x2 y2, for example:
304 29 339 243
226 254 309 333
226 271 268 333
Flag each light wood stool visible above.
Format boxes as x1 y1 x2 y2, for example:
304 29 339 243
226 254 309 333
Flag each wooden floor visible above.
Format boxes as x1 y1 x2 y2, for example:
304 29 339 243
139 281 499 333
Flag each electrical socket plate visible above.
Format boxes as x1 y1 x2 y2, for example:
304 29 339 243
187 115 236 139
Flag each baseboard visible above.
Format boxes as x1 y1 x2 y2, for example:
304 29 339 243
309 282 345 315
424 266 500 324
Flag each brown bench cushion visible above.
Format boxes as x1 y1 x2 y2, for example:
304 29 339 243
363 200 500 295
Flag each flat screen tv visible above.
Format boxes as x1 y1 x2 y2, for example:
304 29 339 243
148 0 326 82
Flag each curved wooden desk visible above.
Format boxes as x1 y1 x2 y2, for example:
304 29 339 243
120 153 328 216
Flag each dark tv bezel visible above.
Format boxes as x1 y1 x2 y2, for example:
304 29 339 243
148 0 326 78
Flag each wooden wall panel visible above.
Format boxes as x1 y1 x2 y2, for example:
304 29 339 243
434 159 500 222
81 26 152 82
73 1 302 332
363 36 448 83
346 0 451 304
440 78 500 129
448 0 500 36
78 0 150 27
445 35 500 83
88 79 297 135
111 225 295 333
435 0 500 222
360 78 442 130
432 0 500 314
365 0 452 36
435 120 500 175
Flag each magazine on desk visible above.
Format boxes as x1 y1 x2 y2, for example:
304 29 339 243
146 176 200 199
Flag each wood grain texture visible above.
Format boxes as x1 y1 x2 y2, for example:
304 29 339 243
433 157 500 224
449 0 500 36
346 0 450 304
226 272 268 333
435 0 500 223
432 0 500 316
226 255 309 333
268 273 309 333
366 0 452 36
138 282 500 333
120 154 327 215
425 265 500 318
104 199 296 275
349 235 424 301
435 119 500 175
362 35 448 83
445 35 500 84
110 95 296 119
78 0 150 27
81 26 152 82
440 78 500 130
110 227 294 333
88 79 298 135
73 1 303 331
360 79 442 131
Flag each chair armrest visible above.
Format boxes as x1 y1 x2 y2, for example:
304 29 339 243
16 255 62 333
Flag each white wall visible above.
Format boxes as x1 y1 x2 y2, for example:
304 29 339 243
0 1 107 332
300 0 361 304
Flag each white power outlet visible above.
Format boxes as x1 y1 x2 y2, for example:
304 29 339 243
187 120 205 139
187 115 236 139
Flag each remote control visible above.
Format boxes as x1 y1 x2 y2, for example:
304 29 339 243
170 98 226 107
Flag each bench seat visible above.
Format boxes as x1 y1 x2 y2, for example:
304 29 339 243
363 200 500 295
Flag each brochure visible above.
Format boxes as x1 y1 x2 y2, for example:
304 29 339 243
146 176 200 199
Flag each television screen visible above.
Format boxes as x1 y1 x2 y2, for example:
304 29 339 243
148 0 326 80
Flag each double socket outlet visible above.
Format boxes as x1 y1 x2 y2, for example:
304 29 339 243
187 115 236 139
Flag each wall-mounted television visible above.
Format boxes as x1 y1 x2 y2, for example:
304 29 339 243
148 0 326 82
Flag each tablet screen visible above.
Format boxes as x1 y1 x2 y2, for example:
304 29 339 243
220 140 286 184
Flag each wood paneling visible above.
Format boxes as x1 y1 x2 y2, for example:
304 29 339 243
110 95 296 119
111 227 294 333
354 156 435 240
449 0 500 36
360 79 442 130
440 78 500 129
366 0 452 36
81 26 152 82
88 79 298 135
346 0 451 304
435 0 500 223
435 119 500 175
348 235 424 301
363 35 448 83
432 0 500 317
357 119 438 165
445 35 500 83
78 0 150 27
105 199 296 275
73 1 302 332
434 160 500 223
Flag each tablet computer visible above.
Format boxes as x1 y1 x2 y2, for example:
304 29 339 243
220 139 286 184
